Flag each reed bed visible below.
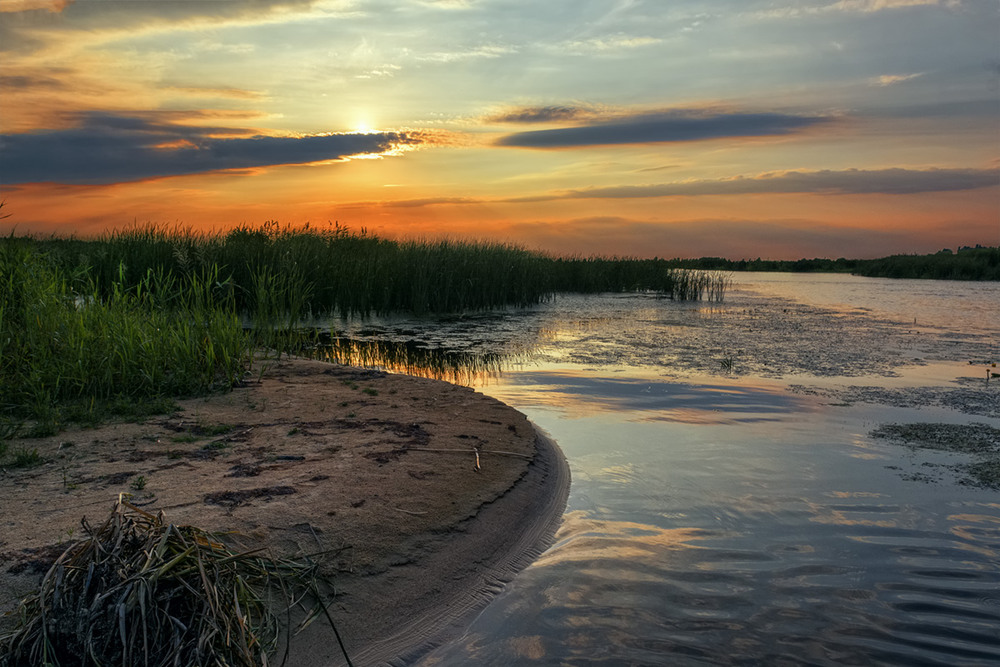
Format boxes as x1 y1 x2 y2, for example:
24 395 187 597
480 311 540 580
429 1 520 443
30 222 729 322
2 224 728 428
0 239 252 432
0 500 350 667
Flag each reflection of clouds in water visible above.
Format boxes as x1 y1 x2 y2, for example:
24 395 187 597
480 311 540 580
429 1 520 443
828 490 886 499
947 513 1000 559
497 371 815 423
596 463 639 485
807 499 899 529
536 511 717 568
506 635 545 660
332 281 1000 666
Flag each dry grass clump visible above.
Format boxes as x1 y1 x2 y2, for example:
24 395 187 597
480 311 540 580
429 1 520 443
0 500 351 667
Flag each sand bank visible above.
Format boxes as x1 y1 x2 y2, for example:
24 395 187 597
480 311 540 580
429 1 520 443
0 358 569 665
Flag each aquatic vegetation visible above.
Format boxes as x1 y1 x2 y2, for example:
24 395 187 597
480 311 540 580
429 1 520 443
28 222 729 321
1 224 727 425
870 422 1000 489
306 334 514 385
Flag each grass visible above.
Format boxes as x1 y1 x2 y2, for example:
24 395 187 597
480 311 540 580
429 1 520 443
28 222 729 318
0 500 352 667
0 238 252 429
9 447 44 469
2 223 729 431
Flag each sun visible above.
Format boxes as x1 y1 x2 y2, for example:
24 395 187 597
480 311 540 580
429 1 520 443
352 116 376 134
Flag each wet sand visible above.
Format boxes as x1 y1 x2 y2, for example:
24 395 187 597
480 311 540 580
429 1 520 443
0 358 570 665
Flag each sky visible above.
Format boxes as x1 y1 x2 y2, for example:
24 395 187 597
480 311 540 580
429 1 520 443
0 0 998 259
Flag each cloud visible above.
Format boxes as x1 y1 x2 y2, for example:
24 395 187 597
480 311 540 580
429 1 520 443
0 72 68 90
496 110 829 148
0 0 72 13
0 112 424 185
827 0 957 12
870 72 925 86
485 105 593 124
559 34 662 53
413 0 474 8
163 86 266 100
417 43 516 63
1 0 328 54
502 217 958 260
756 0 959 17
511 168 999 201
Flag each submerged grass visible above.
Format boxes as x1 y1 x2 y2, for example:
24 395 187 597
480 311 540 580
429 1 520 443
0 500 351 667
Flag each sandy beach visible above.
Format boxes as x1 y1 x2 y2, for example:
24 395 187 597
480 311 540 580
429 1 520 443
0 358 570 666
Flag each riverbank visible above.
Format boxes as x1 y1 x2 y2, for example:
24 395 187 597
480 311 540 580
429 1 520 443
0 358 570 665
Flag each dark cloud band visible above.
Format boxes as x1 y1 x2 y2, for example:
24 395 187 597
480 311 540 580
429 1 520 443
0 113 420 185
496 111 828 148
558 168 1000 197
487 105 590 124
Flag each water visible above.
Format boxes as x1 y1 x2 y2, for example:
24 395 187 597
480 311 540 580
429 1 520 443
318 273 1000 665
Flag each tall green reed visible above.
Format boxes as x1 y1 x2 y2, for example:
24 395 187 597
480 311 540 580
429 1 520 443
33 223 729 323
0 241 251 429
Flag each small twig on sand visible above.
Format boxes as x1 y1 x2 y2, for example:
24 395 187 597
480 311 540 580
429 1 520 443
408 447 532 460
393 507 428 516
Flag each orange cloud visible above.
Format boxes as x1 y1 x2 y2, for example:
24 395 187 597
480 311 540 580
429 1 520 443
0 0 73 13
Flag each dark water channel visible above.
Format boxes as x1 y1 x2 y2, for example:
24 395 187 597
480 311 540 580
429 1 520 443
313 273 1000 666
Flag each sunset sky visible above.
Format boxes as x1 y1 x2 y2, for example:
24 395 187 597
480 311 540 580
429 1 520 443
1 0 997 258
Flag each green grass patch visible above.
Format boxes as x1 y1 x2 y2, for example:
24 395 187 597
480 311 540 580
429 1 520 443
0 240 251 431
7 447 44 469
195 422 232 437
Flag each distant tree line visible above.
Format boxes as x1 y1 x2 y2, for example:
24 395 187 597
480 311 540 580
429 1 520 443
661 245 999 281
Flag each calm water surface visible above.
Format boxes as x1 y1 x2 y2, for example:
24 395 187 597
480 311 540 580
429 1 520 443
326 273 1000 666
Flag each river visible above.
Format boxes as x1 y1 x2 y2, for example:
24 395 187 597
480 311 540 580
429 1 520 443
319 272 1000 666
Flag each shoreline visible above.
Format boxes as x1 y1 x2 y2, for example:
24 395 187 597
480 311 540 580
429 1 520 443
0 358 570 665
315 426 569 667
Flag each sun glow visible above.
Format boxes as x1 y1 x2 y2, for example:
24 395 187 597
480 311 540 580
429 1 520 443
351 115 376 134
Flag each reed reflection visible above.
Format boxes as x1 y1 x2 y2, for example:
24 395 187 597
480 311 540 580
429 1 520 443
297 332 531 386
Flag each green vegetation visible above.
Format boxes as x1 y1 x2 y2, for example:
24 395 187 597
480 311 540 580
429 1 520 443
7 447 44 469
850 246 1000 280
2 222 728 431
0 501 351 667
25 222 728 317
0 237 252 432
664 245 1000 280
